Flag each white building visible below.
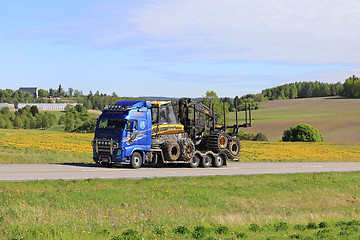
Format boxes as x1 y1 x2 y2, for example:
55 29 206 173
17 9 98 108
17 103 79 110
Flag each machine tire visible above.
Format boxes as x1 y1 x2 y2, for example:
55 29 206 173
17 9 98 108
162 141 180 161
178 138 195 161
190 153 201 168
207 132 229 152
213 153 225 167
130 152 143 169
228 137 241 157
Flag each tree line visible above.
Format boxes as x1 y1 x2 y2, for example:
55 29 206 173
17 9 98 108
343 75 360 98
2 76 360 112
0 88 142 110
0 106 57 130
0 104 96 133
261 81 344 100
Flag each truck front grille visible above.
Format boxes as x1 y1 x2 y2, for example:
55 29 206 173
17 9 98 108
92 139 119 155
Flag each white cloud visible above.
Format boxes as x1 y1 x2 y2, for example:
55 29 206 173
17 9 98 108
128 0 360 64
13 0 360 65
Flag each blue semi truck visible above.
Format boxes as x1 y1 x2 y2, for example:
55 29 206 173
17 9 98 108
92 98 251 168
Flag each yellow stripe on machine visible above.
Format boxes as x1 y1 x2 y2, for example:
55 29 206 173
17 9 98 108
152 124 184 135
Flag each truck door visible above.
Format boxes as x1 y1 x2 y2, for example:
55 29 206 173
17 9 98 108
124 119 148 157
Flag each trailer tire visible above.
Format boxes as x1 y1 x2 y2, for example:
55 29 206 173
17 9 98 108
190 153 201 168
213 153 225 167
130 152 142 169
162 141 180 161
200 152 214 168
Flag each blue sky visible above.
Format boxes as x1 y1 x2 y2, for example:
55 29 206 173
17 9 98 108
1 0 359 98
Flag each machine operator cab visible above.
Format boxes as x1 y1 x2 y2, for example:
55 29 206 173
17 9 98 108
150 101 184 136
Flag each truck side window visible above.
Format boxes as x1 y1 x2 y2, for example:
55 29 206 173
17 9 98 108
127 120 137 132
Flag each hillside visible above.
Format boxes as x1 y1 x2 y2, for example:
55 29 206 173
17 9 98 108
237 97 360 145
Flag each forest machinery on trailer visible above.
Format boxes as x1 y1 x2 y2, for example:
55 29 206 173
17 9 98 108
91 98 251 168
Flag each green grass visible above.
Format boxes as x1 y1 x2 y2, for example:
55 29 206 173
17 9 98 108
1 172 360 239
39 110 66 119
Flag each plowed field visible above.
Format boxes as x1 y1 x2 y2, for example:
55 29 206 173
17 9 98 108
233 97 360 145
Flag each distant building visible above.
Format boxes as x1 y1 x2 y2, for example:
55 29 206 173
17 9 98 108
19 87 38 98
17 103 79 110
0 103 15 110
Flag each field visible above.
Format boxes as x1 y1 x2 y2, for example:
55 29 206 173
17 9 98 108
1 172 360 239
2 98 360 239
0 129 92 164
1 129 360 164
230 97 360 145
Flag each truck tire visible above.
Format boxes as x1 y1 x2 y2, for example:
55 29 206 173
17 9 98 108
178 138 195 161
228 137 241 157
207 132 229 153
130 152 142 169
101 162 113 168
213 153 225 167
162 141 180 161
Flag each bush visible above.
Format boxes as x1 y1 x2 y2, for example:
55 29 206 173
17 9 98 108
254 133 268 141
215 225 229 234
192 226 206 239
306 222 318 229
282 123 324 142
237 130 268 141
173 226 190 234
249 223 261 232
274 222 288 231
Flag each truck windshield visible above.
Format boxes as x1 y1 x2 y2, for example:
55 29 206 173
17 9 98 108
98 119 127 130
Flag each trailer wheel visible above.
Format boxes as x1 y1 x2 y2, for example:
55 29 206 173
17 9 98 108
190 154 201 168
201 152 214 168
162 141 180 161
213 153 225 167
130 152 142 169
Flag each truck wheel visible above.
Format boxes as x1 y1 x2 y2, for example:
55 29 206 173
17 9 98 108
190 154 201 168
213 154 225 167
101 162 113 168
130 152 142 169
162 141 180 161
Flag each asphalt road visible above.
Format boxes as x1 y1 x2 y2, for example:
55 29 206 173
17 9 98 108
1 162 360 181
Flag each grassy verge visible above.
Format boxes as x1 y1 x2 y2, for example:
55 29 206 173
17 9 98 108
1 172 360 239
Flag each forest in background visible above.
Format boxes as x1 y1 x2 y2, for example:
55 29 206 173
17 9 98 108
1 76 360 132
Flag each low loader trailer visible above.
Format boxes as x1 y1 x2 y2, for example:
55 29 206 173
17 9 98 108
91 98 251 168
